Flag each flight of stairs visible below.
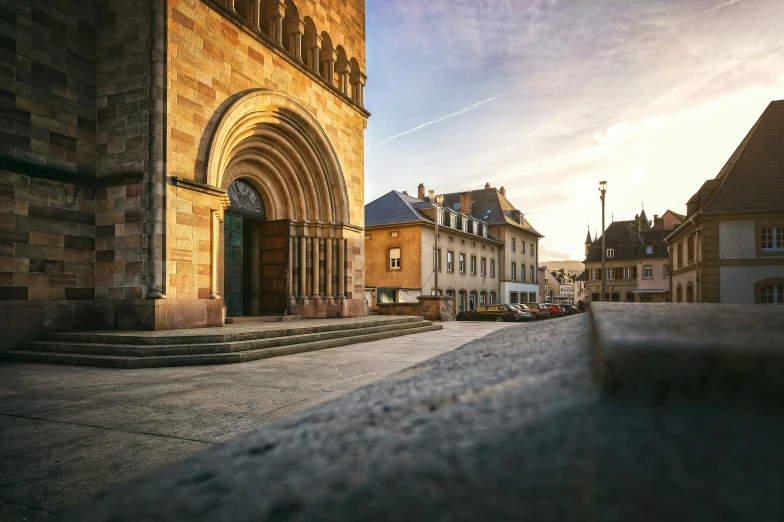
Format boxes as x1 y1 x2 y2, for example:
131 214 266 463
1 316 441 369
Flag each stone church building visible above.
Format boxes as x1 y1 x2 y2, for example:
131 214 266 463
0 0 369 350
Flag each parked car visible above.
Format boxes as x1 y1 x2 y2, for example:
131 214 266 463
560 304 578 315
526 303 550 319
456 304 520 322
546 304 565 317
510 304 535 321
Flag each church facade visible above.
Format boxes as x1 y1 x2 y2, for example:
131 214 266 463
0 0 369 350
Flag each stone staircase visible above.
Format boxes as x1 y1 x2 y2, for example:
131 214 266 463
1 316 441 369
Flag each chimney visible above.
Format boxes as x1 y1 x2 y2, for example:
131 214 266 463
402 191 408 195
428 189 435 202
499 186 506 197
417 183 425 200
459 192 472 215
484 182 491 189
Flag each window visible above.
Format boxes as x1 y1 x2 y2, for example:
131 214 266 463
646 245 654 254
470 256 476 275
480 258 486 276
390 231 398 238
461 239 465 245
459 253 465 274
589 268 598 280
761 226 784 251
591 293 600 301
687 236 694 263
530 243 535 256
511 238 516 252
686 282 694 303
606 248 615 258
521 264 526 282
643 266 653 279
389 248 401 269
664 265 670 277
530 266 534 283
489 292 495 304
511 263 516 281
623 267 633 279
510 292 518 304
469 291 477 310
676 284 682 302
611 293 620 302
521 242 525 254
448 235 454 243
365 232 371 239
606 268 615 280
677 243 683 268
490 259 495 277
479 292 486 306
462 217 468 231
472 242 476 248
450 213 457 229
482 225 487 238
447 251 454 272
760 283 784 303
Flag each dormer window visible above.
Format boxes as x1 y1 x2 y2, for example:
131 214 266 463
646 245 654 254
482 225 487 238
462 217 468 231
450 213 457 229
607 248 615 258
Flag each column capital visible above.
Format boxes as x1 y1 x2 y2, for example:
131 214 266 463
335 61 350 74
321 48 338 63
286 18 306 34
265 0 285 17
304 34 322 49
349 70 367 86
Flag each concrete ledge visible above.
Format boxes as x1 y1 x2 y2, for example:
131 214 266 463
591 303 784 404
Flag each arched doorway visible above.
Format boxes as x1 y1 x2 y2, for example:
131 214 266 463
207 90 355 319
686 282 694 303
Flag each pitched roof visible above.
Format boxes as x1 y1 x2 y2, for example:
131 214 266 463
440 188 544 237
585 228 592 244
697 100 784 214
664 209 686 222
583 219 669 263
365 191 429 226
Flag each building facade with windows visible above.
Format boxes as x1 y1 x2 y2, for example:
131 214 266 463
364 189 503 312
0 0 370 350
584 209 681 303
540 267 575 303
666 100 784 303
440 184 542 305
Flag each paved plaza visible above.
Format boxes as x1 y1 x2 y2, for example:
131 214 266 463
0 321 510 520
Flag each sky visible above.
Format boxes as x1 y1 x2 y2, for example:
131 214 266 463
363 0 784 261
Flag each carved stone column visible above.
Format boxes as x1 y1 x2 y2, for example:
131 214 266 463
336 61 350 95
304 34 322 73
266 1 285 45
287 19 306 61
288 235 294 299
321 48 337 86
337 238 346 299
325 237 334 299
226 0 236 13
311 236 321 299
298 236 307 299
251 0 261 31
350 70 367 106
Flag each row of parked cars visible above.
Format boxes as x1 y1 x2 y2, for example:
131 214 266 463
455 303 581 322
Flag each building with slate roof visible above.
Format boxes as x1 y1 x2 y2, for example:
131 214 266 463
364 182 541 311
583 209 681 303
666 100 784 303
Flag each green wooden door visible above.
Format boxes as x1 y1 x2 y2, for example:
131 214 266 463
224 213 244 317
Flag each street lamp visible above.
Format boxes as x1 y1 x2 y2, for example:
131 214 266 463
599 181 607 302
433 194 444 296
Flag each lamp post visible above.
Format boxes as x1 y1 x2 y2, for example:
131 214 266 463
599 181 607 302
433 194 444 296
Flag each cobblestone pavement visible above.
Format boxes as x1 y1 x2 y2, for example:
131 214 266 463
0 321 511 521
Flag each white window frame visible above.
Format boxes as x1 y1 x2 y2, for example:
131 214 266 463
447 251 454 272
623 267 633 279
450 213 457 229
643 266 653 279
530 266 534 283
664 265 670 277
521 264 526 282
470 256 476 275
607 248 615 258
646 245 654 254
606 268 615 280
760 283 784 303
389 248 401 269
511 238 516 252
511 262 516 281
490 259 495 277
480 257 486 276
459 253 465 274
761 226 784 251
521 242 525 254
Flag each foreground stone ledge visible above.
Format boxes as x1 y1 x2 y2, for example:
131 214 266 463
591 303 784 403
60 316 784 521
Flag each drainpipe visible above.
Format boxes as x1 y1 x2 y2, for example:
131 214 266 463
695 227 700 303
496 224 502 302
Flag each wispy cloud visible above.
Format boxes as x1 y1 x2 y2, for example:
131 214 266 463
371 89 515 148
698 0 747 17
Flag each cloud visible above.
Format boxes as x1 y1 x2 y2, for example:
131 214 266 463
696 0 747 17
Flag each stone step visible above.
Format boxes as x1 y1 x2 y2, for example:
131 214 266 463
19 320 435 357
224 315 301 324
2 324 443 369
34 316 424 346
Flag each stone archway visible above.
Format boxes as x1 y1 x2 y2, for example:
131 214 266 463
206 90 354 318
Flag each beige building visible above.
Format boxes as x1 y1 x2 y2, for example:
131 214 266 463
364 189 503 312
584 210 682 303
0 0 370 350
667 100 784 303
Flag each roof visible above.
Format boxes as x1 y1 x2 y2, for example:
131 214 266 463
585 229 592 244
365 191 428 226
664 209 686 222
583 220 670 263
693 100 784 214
440 188 544 237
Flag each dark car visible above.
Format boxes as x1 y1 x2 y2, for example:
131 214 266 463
560 304 578 315
456 305 520 322
510 304 535 321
